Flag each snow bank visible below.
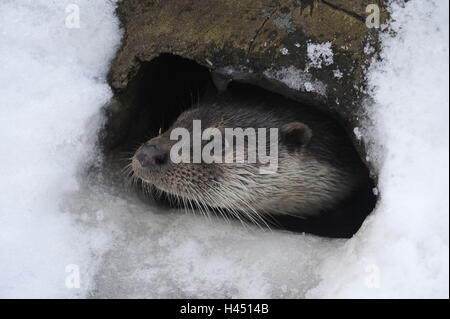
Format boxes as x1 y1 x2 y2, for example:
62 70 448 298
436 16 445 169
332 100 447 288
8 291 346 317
308 0 449 298
0 0 121 298
66 176 340 298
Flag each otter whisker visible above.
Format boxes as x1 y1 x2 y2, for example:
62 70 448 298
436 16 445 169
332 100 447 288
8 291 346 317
188 185 215 222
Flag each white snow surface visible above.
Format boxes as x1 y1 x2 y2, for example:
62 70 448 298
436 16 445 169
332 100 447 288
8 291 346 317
307 41 334 69
263 66 327 96
0 0 121 298
0 0 448 298
308 0 449 298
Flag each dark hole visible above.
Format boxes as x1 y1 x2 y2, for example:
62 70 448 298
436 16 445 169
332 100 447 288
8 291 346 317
104 53 215 149
102 53 377 238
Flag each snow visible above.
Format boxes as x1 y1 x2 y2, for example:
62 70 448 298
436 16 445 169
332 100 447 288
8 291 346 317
307 41 334 69
280 47 289 55
307 0 449 298
0 0 122 298
0 0 448 298
273 10 294 33
264 66 327 96
333 69 343 79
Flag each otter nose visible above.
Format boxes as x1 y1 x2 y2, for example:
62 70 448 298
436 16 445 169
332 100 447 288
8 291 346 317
137 145 169 168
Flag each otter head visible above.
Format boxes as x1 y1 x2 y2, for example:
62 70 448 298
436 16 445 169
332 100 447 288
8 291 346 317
131 103 322 223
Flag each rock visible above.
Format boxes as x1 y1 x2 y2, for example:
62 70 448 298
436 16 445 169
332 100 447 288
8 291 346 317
106 0 388 170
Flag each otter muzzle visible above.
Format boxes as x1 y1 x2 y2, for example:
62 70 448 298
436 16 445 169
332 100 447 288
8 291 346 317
136 145 169 169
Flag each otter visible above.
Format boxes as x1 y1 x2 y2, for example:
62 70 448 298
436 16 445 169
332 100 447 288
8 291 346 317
130 93 373 237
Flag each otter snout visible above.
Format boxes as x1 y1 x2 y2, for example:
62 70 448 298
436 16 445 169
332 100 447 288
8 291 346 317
136 144 169 168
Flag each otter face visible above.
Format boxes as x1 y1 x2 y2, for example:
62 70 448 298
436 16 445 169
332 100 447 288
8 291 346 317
131 123 227 205
131 107 228 206
131 104 321 221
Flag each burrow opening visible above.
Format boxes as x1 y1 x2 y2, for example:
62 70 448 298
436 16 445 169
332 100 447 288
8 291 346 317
102 53 377 238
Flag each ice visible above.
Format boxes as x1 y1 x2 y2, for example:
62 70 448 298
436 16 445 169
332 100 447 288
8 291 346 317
65 173 341 298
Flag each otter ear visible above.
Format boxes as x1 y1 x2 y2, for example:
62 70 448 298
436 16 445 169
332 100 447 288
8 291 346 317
279 122 312 147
